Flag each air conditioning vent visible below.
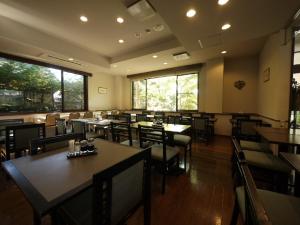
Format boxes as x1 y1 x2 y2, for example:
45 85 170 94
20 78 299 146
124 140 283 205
38 53 82 66
127 0 156 21
173 52 190 61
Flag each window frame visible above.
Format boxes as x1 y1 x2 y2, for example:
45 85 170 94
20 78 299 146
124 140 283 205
0 52 89 115
132 73 199 112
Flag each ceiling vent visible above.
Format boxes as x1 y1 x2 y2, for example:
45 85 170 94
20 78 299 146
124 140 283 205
38 53 82 66
127 0 156 21
173 52 190 61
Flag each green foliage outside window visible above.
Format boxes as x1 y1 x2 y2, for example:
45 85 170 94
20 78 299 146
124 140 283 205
132 73 198 111
0 57 86 113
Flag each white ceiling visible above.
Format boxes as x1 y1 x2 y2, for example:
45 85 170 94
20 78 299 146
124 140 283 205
0 0 299 75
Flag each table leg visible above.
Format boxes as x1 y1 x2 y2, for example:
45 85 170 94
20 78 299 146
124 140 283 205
295 173 300 197
33 211 41 225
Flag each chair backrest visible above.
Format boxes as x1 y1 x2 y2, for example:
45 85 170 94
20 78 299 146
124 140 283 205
30 133 84 155
83 111 93 119
5 123 45 160
71 121 86 139
201 113 213 119
69 112 80 120
46 113 60 126
167 115 182 125
192 117 209 131
92 147 151 225
235 159 271 225
0 119 24 136
237 119 262 139
110 122 133 146
118 114 131 123
56 118 66 135
232 114 250 120
136 114 147 122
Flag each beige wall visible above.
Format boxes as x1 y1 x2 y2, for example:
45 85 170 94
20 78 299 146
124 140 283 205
203 58 224 113
88 72 116 110
114 76 131 110
257 31 292 122
223 56 258 113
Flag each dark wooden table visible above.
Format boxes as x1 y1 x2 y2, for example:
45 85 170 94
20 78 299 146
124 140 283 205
280 152 300 196
1 139 147 225
131 121 191 134
255 127 300 145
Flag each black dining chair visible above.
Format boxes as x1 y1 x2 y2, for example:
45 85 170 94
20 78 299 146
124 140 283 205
59 147 151 225
138 124 180 194
231 147 300 225
136 114 148 122
118 113 131 123
232 137 291 193
236 119 262 141
110 122 139 148
192 117 210 143
71 120 102 140
167 115 182 124
4 123 45 160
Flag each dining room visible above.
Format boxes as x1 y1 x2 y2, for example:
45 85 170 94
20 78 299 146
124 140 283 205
1 1 300 225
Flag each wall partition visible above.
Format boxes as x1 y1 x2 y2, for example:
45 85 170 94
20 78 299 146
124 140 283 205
0 53 89 114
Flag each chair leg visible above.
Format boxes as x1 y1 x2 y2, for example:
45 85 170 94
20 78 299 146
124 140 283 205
184 148 187 171
230 197 239 225
162 165 166 194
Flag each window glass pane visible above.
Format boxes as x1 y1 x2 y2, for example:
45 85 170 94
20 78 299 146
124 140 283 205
177 74 198 110
133 80 146 109
63 72 85 111
147 76 176 111
0 57 61 113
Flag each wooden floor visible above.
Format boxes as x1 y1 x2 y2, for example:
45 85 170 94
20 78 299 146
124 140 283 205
0 135 235 225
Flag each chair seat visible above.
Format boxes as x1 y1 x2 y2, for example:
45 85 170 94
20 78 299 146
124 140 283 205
243 150 291 173
60 188 92 225
173 134 191 146
151 144 180 161
240 140 270 152
258 189 300 225
236 186 300 225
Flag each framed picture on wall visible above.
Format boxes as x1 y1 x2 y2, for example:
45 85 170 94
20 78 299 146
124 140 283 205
263 67 270 82
98 87 107 94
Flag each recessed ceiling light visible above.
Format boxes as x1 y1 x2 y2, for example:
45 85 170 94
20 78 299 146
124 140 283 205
163 62 168 65
218 0 229 5
68 58 74 61
112 64 117 68
186 9 196 18
116 17 124 24
118 39 125 44
80 15 88 22
152 55 158 58
221 51 227 54
222 23 231 30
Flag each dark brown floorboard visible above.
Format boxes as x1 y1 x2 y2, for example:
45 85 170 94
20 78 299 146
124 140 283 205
0 135 237 225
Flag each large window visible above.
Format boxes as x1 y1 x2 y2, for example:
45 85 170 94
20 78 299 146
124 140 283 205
0 56 88 113
132 73 198 111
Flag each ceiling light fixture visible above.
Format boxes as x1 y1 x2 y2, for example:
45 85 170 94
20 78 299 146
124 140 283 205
186 9 196 18
112 64 117 68
152 55 158 58
118 39 125 43
163 62 168 65
218 0 229 5
222 23 231 30
68 58 74 61
221 51 227 54
116 17 124 23
80 15 88 22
